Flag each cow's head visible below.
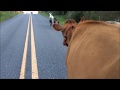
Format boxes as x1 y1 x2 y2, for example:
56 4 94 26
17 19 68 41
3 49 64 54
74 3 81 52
52 19 77 46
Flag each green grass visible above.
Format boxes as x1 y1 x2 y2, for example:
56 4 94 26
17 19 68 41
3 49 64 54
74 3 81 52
39 11 66 25
0 11 18 22
39 11 49 18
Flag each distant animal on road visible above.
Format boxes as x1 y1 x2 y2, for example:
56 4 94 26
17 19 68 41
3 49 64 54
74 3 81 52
49 13 59 26
49 13 54 26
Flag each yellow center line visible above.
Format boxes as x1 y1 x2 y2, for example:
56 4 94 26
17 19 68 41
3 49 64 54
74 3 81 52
30 15 39 79
19 15 39 79
19 15 30 79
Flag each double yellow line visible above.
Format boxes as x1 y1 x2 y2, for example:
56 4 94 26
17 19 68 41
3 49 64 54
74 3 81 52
19 15 39 79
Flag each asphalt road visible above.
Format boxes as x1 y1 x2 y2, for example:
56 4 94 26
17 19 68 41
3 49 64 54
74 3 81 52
0 14 67 79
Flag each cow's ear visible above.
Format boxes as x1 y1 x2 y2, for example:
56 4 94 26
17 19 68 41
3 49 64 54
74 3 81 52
52 24 63 31
80 16 85 22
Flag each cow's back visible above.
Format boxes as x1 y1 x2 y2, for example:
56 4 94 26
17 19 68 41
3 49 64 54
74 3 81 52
66 22 120 79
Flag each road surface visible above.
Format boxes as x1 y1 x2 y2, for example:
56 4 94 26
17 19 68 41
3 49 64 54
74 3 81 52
0 14 67 79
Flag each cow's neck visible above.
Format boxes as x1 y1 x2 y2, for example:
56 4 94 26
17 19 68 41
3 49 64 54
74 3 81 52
67 28 74 46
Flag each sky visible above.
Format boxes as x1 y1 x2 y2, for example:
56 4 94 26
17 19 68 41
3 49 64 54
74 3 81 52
23 11 38 14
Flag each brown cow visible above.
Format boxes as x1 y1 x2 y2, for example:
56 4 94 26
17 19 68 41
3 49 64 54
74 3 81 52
52 19 120 79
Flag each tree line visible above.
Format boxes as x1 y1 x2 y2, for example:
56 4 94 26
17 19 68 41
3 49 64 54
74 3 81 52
43 11 120 22
1 11 120 23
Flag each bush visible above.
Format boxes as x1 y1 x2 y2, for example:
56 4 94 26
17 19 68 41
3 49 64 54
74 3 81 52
66 11 84 23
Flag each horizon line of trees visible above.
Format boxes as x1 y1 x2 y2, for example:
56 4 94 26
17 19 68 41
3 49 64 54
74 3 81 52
42 11 120 22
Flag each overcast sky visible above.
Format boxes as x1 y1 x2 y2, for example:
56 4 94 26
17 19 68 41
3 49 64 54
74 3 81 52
23 11 38 14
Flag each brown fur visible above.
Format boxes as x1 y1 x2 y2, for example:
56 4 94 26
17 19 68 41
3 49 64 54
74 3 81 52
52 19 120 79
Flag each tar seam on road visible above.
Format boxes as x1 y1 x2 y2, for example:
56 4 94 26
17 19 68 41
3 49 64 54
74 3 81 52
30 15 39 79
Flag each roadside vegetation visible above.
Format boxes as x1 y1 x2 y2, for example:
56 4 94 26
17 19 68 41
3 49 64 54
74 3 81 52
1 11 119 24
0 11 19 22
39 11 120 25
39 11 66 25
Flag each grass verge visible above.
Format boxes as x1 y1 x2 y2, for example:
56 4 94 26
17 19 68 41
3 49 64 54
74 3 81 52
0 11 18 22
